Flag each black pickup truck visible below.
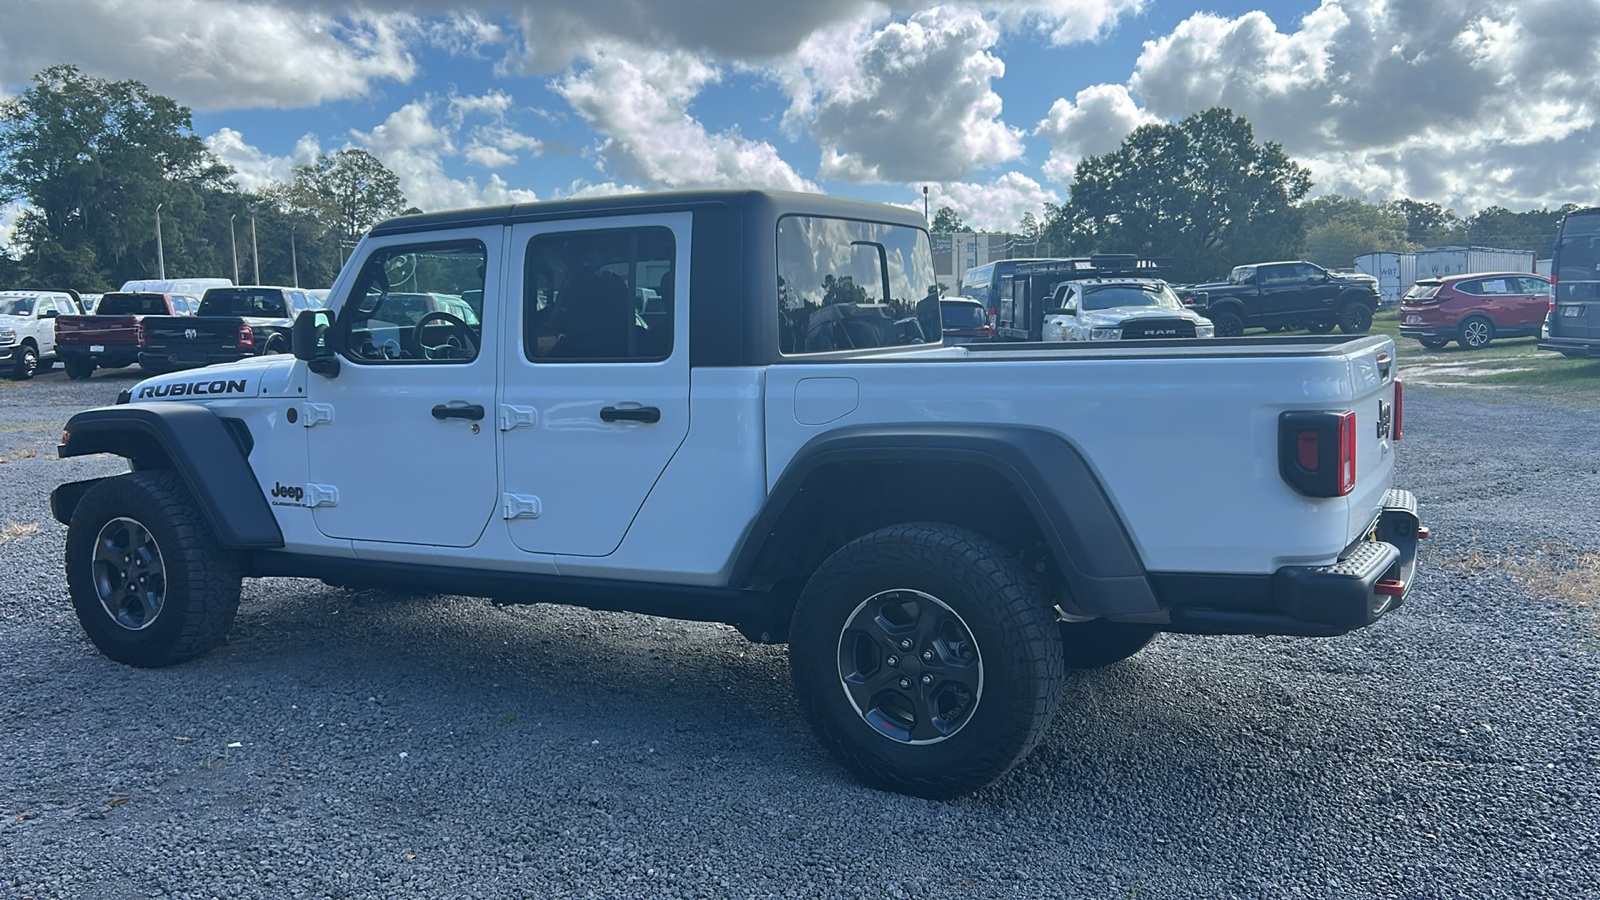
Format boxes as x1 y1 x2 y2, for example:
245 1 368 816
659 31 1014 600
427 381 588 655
139 286 314 373
1180 260 1379 337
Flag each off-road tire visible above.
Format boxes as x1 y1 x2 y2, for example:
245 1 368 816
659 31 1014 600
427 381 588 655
1458 316 1494 350
1306 320 1337 334
1338 302 1374 334
66 471 241 668
1418 337 1449 351
64 356 96 380
1209 309 1245 338
789 523 1064 799
1059 620 1159 669
10 342 38 380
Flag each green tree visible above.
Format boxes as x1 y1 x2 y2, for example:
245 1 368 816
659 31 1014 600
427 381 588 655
0 64 232 289
1299 194 1410 267
1066 108 1312 283
930 206 965 234
282 149 412 245
1464 204 1578 258
1388 199 1465 247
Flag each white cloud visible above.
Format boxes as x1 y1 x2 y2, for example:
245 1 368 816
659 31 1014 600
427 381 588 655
351 97 541 209
923 172 1060 232
0 203 22 256
783 7 1024 183
206 129 321 193
1123 0 1600 210
1035 83 1156 184
0 1 420 110
552 43 817 192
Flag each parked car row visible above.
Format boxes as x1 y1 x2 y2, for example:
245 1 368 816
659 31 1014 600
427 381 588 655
2 281 333 380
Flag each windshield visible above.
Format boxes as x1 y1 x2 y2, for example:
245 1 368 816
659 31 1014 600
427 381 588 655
1082 283 1182 311
941 301 987 327
1404 282 1441 301
0 297 35 316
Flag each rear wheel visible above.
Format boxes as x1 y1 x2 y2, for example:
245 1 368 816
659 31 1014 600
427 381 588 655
66 471 241 668
1418 337 1449 351
1306 320 1336 334
1059 620 1159 669
1338 302 1374 334
1209 309 1245 337
1458 316 1494 350
64 356 96 380
789 523 1064 799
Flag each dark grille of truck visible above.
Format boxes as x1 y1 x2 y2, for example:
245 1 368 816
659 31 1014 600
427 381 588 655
1121 319 1196 339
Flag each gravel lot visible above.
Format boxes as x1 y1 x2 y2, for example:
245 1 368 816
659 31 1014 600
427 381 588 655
2 364 1597 900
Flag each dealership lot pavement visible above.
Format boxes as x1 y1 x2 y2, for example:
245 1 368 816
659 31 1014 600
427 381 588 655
2 366 1597 899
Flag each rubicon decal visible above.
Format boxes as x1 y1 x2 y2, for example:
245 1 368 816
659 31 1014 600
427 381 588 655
136 379 248 399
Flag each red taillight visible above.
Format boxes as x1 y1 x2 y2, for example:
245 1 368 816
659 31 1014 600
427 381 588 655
1549 273 1557 313
1392 379 1403 441
978 325 994 337
238 325 254 348
136 323 146 348
1338 411 1356 496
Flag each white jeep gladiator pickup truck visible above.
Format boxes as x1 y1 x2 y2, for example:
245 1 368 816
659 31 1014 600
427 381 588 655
52 190 1421 798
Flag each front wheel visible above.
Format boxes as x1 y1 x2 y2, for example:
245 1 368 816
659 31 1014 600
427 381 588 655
66 471 241 667
10 343 38 379
1306 320 1337 334
1418 337 1449 351
1209 310 1245 337
1338 302 1374 334
789 523 1064 799
1459 317 1494 350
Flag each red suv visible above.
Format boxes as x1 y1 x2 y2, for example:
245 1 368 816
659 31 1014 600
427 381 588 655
1399 272 1550 350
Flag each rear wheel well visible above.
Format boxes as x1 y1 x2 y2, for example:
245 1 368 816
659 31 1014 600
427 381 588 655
743 459 1064 603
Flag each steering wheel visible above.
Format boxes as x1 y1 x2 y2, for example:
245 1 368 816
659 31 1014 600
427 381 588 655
413 311 478 360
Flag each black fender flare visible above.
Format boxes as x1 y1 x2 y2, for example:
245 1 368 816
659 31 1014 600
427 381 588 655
729 424 1159 616
1338 289 1376 308
54 403 284 549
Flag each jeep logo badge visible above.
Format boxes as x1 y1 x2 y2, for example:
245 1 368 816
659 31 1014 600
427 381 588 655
184 328 197 340
1377 399 1392 440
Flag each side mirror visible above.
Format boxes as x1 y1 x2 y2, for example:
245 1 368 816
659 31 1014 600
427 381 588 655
292 309 340 377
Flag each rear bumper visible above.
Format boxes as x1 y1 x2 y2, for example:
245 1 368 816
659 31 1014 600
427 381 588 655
62 344 139 366
1537 336 1600 357
1151 489 1423 637
140 349 251 370
1399 325 1449 339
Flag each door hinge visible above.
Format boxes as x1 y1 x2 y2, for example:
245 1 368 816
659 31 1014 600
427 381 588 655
499 405 538 431
304 483 339 508
301 403 335 427
501 493 541 519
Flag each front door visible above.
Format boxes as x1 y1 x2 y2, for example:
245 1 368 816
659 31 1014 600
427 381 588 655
306 231 501 547
500 214 691 557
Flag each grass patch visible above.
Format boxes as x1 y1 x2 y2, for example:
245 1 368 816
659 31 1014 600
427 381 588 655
1473 360 1600 386
0 422 58 433
0 522 39 544
1437 540 1600 620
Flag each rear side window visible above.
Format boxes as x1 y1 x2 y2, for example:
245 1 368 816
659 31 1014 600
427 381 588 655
199 288 289 317
524 226 674 362
941 301 986 326
776 215 938 353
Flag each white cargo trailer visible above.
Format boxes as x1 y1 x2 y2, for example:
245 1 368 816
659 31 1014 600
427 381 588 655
1355 252 1406 307
1413 246 1535 280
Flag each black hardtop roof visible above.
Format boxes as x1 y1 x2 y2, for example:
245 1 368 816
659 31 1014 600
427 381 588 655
368 189 929 237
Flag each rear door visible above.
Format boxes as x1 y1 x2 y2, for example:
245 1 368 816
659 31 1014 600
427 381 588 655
1514 276 1551 329
499 213 691 557
1554 212 1600 339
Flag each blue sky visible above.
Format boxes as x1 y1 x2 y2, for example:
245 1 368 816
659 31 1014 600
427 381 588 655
3 0 1597 239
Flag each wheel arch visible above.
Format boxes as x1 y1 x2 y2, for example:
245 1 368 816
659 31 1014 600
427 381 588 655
54 403 284 549
1338 289 1377 307
730 425 1158 617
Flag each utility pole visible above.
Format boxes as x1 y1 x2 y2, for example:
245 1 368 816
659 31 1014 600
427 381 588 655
250 214 260 285
229 214 240 284
154 203 166 279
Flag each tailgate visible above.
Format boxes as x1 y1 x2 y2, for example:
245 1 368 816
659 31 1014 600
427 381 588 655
56 315 141 345
142 316 245 352
1340 341 1402 549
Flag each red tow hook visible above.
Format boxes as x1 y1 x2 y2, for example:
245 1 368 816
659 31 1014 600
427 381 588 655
1375 578 1407 596
1417 526 1430 540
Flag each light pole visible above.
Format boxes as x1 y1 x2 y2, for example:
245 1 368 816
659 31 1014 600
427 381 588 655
154 202 166 280
229 214 240 285
250 213 260 285
923 186 929 223
289 226 299 288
